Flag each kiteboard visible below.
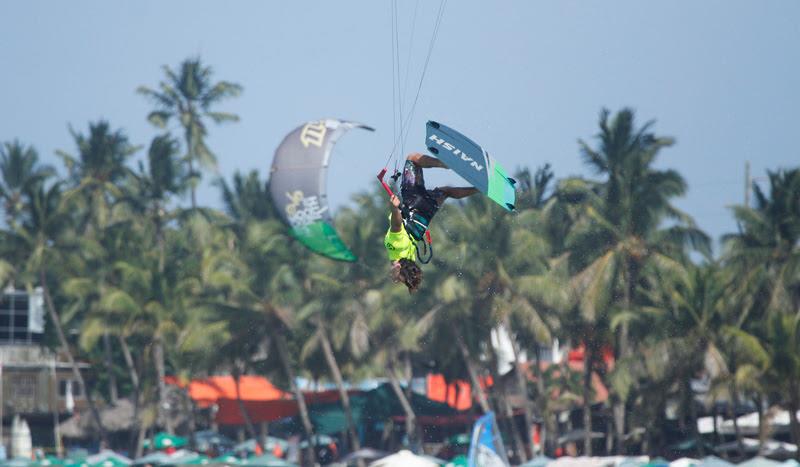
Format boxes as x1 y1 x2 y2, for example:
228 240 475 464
425 121 516 211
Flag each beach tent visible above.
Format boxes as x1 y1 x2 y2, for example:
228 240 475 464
339 449 389 465
696 456 734 467
369 450 440 467
669 458 699 467
85 450 132 467
738 457 782 467
518 455 553 467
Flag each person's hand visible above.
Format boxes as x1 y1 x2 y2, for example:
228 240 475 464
390 194 401 208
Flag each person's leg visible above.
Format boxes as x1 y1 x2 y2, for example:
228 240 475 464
436 186 479 200
407 152 447 169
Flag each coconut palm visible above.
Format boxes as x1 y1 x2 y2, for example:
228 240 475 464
57 120 138 404
564 108 710 453
0 182 107 440
722 168 800 320
0 140 55 226
138 57 242 208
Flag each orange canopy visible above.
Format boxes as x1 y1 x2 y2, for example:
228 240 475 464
175 375 292 408
426 374 493 411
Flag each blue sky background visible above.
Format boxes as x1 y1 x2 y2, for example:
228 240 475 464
2 1 798 253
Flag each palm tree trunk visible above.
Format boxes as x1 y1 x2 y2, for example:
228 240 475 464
185 132 197 209
615 260 633 455
317 325 362 456
387 356 419 452
687 377 703 456
583 343 593 456
103 332 118 403
456 333 491 412
118 336 142 455
152 336 174 434
788 380 800 461
488 336 527 463
505 316 536 456
275 334 316 465
729 377 745 459
40 269 107 442
233 370 259 442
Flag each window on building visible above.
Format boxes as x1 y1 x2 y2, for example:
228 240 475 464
13 375 36 399
0 289 43 345
58 379 82 398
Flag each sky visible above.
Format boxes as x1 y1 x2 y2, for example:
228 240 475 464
1 1 799 253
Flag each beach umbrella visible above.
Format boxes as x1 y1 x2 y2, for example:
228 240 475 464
670 458 700 467
697 456 733 467
31 457 65 467
209 456 241 465
618 457 650 467
160 452 209 466
133 452 171 466
240 455 296 467
518 455 553 467
642 458 670 467
145 433 189 450
780 461 800 467
89 458 130 467
339 449 389 465
443 455 467 467
369 450 440 467
738 458 782 467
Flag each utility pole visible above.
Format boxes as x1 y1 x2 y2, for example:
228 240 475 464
744 161 751 207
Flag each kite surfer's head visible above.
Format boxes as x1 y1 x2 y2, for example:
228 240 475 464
391 258 423 293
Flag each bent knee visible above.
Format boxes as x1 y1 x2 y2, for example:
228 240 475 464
406 153 424 164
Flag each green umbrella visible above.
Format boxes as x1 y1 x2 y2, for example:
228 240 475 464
144 433 188 450
89 459 130 467
31 457 65 467
209 456 241 465
160 453 208 467
133 452 171 466
447 434 471 446
444 455 468 467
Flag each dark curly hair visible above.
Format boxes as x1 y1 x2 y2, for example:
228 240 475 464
392 258 423 293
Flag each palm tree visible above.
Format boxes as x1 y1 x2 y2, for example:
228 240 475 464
564 108 710 453
0 182 107 440
0 140 55 226
722 168 800 320
722 168 800 456
138 57 242 208
57 120 138 404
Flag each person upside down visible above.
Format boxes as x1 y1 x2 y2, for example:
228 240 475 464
385 153 479 292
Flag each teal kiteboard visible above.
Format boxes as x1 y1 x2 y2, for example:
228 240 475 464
425 121 516 211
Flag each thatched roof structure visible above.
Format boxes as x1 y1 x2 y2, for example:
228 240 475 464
59 399 144 438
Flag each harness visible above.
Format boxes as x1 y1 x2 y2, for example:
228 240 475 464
378 168 434 264
400 204 433 264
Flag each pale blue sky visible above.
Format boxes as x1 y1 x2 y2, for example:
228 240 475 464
2 1 799 251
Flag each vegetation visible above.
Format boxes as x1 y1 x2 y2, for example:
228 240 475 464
1 57 799 461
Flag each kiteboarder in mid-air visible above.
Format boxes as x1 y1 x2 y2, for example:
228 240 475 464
385 153 478 292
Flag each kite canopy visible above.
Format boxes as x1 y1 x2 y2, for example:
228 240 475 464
269 119 374 262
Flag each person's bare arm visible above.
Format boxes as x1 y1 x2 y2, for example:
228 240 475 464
390 194 403 232
406 152 447 169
